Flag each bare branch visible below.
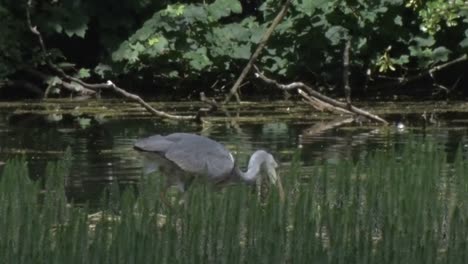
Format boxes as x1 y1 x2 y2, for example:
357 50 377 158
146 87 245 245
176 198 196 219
375 55 467 89
409 55 468 84
25 0 203 122
343 38 351 106
224 0 292 104
105 81 200 121
26 0 47 55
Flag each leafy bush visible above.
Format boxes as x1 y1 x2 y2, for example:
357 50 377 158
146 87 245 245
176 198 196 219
0 0 467 97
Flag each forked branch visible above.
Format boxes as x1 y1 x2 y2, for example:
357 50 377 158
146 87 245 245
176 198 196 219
255 67 388 125
224 0 292 104
26 0 203 122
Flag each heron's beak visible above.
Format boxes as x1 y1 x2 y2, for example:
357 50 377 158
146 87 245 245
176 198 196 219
276 171 285 203
268 169 285 203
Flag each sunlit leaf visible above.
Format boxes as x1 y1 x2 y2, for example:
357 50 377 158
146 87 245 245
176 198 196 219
148 37 160 46
165 4 185 17
394 15 403 26
77 68 91 79
94 64 112 78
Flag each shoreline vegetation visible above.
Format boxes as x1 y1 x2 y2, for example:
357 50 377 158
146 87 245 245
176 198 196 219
1 138 468 263
1 0 467 123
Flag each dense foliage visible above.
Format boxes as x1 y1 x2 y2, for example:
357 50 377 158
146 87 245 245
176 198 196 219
0 0 467 98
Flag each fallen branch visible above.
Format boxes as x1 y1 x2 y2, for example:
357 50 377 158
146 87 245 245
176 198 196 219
21 68 97 98
255 68 388 125
298 89 352 115
224 0 292 104
26 0 202 122
302 117 355 136
105 81 200 121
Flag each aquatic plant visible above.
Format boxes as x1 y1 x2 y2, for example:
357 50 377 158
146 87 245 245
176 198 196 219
0 138 467 263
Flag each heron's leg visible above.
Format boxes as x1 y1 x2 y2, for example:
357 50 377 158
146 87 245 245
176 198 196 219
176 175 193 207
178 192 189 210
159 185 172 208
173 181 188 208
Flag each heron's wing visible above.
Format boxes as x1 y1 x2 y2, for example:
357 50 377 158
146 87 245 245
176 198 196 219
134 135 174 152
134 135 180 175
164 135 235 179
165 148 234 179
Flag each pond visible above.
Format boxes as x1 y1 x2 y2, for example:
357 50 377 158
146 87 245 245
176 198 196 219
2 99 468 263
1 99 468 202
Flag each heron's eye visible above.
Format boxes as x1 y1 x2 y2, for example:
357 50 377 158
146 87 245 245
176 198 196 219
271 161 278 168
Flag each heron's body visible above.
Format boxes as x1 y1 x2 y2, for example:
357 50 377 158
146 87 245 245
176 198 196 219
134 133 284 203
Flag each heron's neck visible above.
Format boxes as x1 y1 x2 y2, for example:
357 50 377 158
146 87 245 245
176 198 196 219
238 151 264 184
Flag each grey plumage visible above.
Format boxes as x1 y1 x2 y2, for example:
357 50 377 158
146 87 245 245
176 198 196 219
134 133 284 202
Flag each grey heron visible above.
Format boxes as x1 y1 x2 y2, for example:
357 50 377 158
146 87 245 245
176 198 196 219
134 133 285 205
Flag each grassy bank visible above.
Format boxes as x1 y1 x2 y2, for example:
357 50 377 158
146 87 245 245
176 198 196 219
1 139 467 263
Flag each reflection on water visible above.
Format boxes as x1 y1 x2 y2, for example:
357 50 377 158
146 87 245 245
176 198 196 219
1 102 468 202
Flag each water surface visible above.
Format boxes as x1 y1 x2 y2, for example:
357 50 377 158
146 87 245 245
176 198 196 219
1 100 467 202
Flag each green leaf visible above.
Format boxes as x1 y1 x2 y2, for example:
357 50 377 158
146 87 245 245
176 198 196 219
146 36 168 56
168 71 179 78
77 68 91 79
250 26 265 44
131 42 145 53
136 25 156 41
460 37 468 48
182 6 208 23
460 29 468 48
62 13 89 38
165 4 185 17
183 47 213 71
431 46 451 62
208 0 242 20
296 0 326 15
325 26 349 45
94 64 112 78
231 44 251 59
393 55 409 65
64 23 88 38
394 15 403 26
148 37 160 46
357 37 367 49
414 36 435 47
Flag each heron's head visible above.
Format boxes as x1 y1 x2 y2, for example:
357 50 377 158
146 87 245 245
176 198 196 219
262 153 279 184
248 150 277 182
249 150 284 202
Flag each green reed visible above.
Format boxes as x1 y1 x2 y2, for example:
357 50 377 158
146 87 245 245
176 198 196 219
1 138 468 263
